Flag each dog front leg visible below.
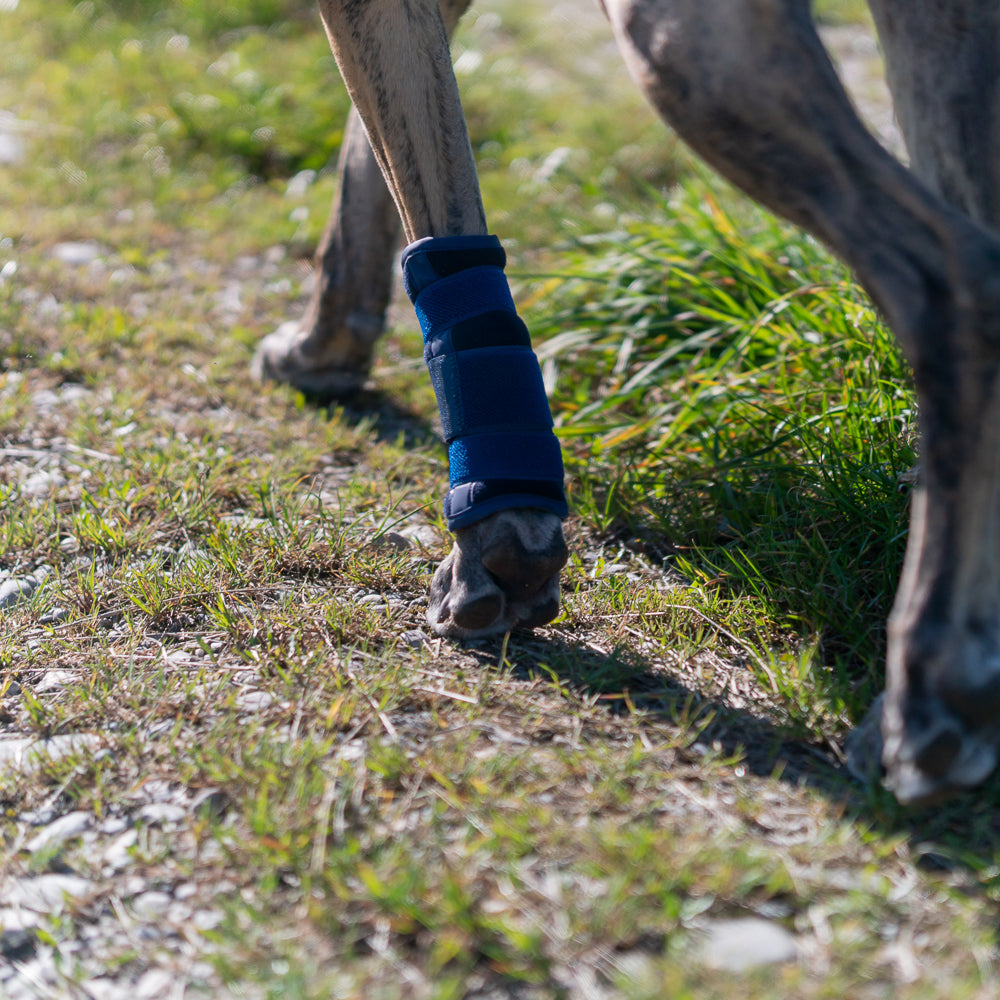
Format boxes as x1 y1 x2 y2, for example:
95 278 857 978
316 0 569 636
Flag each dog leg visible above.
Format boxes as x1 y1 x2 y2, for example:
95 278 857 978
606 0 1000 802
253 0 475 397
862 0 1000 803
316 0 568 637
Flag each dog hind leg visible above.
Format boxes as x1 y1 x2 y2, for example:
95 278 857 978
253 0 476 397
605 0 1000 803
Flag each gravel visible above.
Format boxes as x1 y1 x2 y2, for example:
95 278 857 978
695 917 799 972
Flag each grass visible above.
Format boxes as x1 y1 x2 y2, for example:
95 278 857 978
525 177 914 707
2 0 1000 998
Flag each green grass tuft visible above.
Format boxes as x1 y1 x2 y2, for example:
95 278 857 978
526 176 915 699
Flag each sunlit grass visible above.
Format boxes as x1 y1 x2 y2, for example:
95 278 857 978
522 175 915 694
2 1 1000 998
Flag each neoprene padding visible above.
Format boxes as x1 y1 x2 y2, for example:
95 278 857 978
402 234 568 529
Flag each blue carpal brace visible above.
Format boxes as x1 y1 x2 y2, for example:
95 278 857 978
402 234 568 530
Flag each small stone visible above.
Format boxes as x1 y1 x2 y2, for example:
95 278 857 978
102 829 138 871
188 961 216 983
3 874 95 913
32 669 78 693
236 691 274 712
0 577 36 610
167 901 193 924
138 803 186 825
38 607 70 625
0 370 23 394
399 629 428 649
192 909 223 932
20 806 57 827
132 891 172 919
0 131 24 166
0 908 40 933
134 968 174 999
30 388 59 412
0 734 102 772
25 811 92 853
696 917 798 972
98 816 131 835
399 523 442 549
139 779 175 803
366 530 411 552
124 875 148 896
76 979 127 1000
285 169 316 199
51 241 104 266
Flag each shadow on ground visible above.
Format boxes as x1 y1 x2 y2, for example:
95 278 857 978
322 387 1000 885
467 632 845 792
574 454 909 709
317 385 439 451
464 627 1000 894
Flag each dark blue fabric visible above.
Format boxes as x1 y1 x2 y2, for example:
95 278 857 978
458 348 554 436
449 310 531 352
401 234 506 299
414 267 515 338
448 432 564 485
445 486 566 529
402 234 567 530
427 347 553 443
425 353 460 441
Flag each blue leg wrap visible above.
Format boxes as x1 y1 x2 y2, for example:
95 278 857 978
402 234 568 531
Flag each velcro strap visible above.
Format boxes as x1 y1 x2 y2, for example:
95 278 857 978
414 266 516 335
445 480 568 527
427 347 554 441
448 431 564 485
402 234 507 300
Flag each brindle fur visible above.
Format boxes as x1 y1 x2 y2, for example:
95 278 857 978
254 0 1000 805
